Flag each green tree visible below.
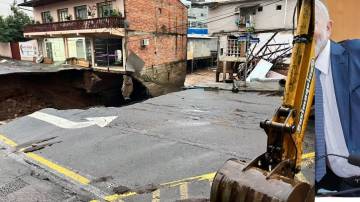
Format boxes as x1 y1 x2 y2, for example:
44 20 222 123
0 1 32 42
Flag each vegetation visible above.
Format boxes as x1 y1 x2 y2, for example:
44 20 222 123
0 1 32 42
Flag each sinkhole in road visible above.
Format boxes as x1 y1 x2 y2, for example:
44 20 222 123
0 69 150 121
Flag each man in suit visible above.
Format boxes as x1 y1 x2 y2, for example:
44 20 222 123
315 0 360 195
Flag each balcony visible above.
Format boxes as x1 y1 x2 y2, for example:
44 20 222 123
24 17 125 33
19 0 65 7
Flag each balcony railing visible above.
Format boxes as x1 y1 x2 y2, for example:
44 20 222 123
24 17 125 33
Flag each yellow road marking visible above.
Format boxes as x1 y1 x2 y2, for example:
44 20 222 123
0 134 17 147
99 152 316 201
0 134 90 185
152 189 160 202
162 172 216 188
26 153 90 184
1 132 316 202
104 191 137 202
302 152 315 159
179 182 189 200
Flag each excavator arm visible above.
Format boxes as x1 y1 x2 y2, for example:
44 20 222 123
210 0 315 201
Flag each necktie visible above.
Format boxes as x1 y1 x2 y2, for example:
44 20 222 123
315 69 326 182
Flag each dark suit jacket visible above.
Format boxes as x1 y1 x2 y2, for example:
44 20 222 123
331 40 360 154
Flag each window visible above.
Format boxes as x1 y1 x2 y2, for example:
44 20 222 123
98 1 113 17
276 5 282 10
58 8 68 22
41 11 52 23
74 5 87 20
257 6 263 12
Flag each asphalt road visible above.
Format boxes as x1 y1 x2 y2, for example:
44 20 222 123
0 89 314 201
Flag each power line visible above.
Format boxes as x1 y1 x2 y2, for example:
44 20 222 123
56 0 290 46
123 0 290 45
125 13 236 44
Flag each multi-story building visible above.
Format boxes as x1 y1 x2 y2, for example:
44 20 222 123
185 0 209 36
20 0 188 96
181 0 217 72
200 0 296 81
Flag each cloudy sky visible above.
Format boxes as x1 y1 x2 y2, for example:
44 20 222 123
0 0 32 17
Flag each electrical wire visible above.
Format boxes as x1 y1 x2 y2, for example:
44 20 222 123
316 153 348 161
75 0 292 46
123 0 290 44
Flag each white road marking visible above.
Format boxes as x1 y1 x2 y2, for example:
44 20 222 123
28 111 117 129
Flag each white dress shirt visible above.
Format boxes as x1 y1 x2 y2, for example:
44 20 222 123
315 40 360 178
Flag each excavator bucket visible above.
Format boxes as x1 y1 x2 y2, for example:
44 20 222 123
210 0 315 200
210 159 313 202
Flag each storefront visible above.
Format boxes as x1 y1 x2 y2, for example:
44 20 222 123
41 36 123 68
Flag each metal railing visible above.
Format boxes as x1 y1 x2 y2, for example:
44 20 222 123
24 16 125 33
227 39 244 57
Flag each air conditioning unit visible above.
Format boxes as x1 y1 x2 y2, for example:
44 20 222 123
141 39 150 47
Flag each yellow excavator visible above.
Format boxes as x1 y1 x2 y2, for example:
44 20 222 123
210 0 315 201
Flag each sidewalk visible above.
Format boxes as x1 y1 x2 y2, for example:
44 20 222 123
0 150 85 202
184 69 283 92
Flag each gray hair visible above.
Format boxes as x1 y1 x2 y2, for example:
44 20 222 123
315 0 330 22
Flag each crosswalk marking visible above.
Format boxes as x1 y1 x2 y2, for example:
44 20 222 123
179 182 189 200
152 189 160 202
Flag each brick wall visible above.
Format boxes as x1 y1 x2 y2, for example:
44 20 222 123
127 34 187 67
124 0 187 67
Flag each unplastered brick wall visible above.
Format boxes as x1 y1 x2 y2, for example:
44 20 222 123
127 34 186 67
125 0 187 67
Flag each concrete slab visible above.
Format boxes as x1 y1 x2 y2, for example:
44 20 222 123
0 58 80 75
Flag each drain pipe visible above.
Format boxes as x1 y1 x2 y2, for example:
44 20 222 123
283 0 288 27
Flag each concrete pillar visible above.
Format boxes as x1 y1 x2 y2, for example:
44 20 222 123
90 37 95 67
37 39 44 56
122 37 126 71
223 61 227 82
64 38 69 59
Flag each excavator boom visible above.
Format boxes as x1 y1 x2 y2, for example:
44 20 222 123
210 0 315 201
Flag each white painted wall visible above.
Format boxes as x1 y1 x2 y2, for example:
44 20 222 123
19 40 39 61
33 0 124 23
0 42 12 58
187 37 217 59
208 0 297 35
208 3 239 35
254 0 297 30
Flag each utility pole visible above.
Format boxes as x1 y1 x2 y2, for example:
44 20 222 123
244 32 250 87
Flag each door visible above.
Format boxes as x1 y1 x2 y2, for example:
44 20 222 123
45 42 53 60
45 38 65 61
10 42 21 60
